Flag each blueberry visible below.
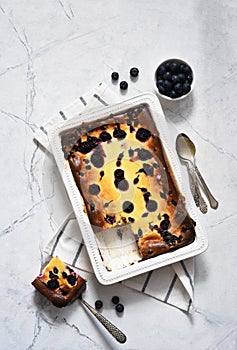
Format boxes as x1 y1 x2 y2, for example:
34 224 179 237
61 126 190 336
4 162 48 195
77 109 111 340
99 131 112 142
53 267 58 274
143 191 151 202
169 90 178 98
170 62 179 73
112 296 120 304
116 303 124 313
179 64 186 73
183 65 192 74
136 128 151 142
157 64 166 76
122 201 134 213
146 200 158 212
187 74 193 84
113 127 127 140
174 83 183 93
138 228 143 237
156 79 164 87
163 71 172 81
111 72 119 80
130 67 139 77
62 271 67 278
49 271 58 279
87 136 100 149
143 163 154 176
67 274 77 286
171 74 180 84
137 148 153 161
158 84 166 95
160 219 171 230
165 62 171 69
163 79 172 91
78 141 92 154
89 184 100 195
114 169 124 179
47 279 59 290
116 179 129 191
90 151 104 168
95 300 103 309
178 73 186 83
182 82 191 94
120 81 128 90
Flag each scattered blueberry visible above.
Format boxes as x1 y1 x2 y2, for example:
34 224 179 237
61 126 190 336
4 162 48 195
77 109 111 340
49 271 58 279
137 148 153 161
105 214 116 225
87 136 100 149
136 128 151 142
47 279 59 290
62 271 67 278
122 201 134 213
146 199 158 212
116 178 129 191
143 163 154 176
112 296 120 304
90 151 104 168
120 81 128 90
53 267 58 274
160 219 171 231
89 184 100 195
113 127 127 139
130 67 139 77
95 300 103 310
115 303 124 313
111 72 119 80
99 131 112 142
78 141 92 154
67 275 77 286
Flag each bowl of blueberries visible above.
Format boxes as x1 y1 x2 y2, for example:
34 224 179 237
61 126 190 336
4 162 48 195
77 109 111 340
154 58 194 100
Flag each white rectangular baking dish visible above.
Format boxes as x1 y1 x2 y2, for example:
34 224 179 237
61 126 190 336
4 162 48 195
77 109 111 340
50 92 208 285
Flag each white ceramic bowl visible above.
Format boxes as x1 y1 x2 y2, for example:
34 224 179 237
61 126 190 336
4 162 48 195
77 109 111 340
154 57 195 101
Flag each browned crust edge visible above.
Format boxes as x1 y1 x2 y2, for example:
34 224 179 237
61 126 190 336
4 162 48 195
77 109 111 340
32 276 86 308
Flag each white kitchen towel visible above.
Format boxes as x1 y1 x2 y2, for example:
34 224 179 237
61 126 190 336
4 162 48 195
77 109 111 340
34 82 194 312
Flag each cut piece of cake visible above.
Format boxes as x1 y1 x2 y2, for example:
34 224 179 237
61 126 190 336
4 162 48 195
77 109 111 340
32 256 86 307
60 103 196 262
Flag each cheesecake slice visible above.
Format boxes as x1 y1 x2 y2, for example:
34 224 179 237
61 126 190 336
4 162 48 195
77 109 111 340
32 256 86 307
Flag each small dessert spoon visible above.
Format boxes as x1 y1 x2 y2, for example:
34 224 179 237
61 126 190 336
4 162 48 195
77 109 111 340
176 133 218 210
79 297 127 344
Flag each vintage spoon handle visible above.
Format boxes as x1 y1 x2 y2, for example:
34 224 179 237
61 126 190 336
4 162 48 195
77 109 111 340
187 163 208 214
194 165 219 209
188 169 200 207
79 299 127 344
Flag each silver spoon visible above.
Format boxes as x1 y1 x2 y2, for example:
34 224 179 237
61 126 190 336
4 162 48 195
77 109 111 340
79 298 127 344
176 134 208 213
176 133 218 210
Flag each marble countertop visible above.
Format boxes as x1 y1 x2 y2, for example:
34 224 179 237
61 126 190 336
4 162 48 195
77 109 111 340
1 1 237 349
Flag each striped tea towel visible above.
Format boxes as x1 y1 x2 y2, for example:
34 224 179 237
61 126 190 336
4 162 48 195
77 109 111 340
35 82 194 312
